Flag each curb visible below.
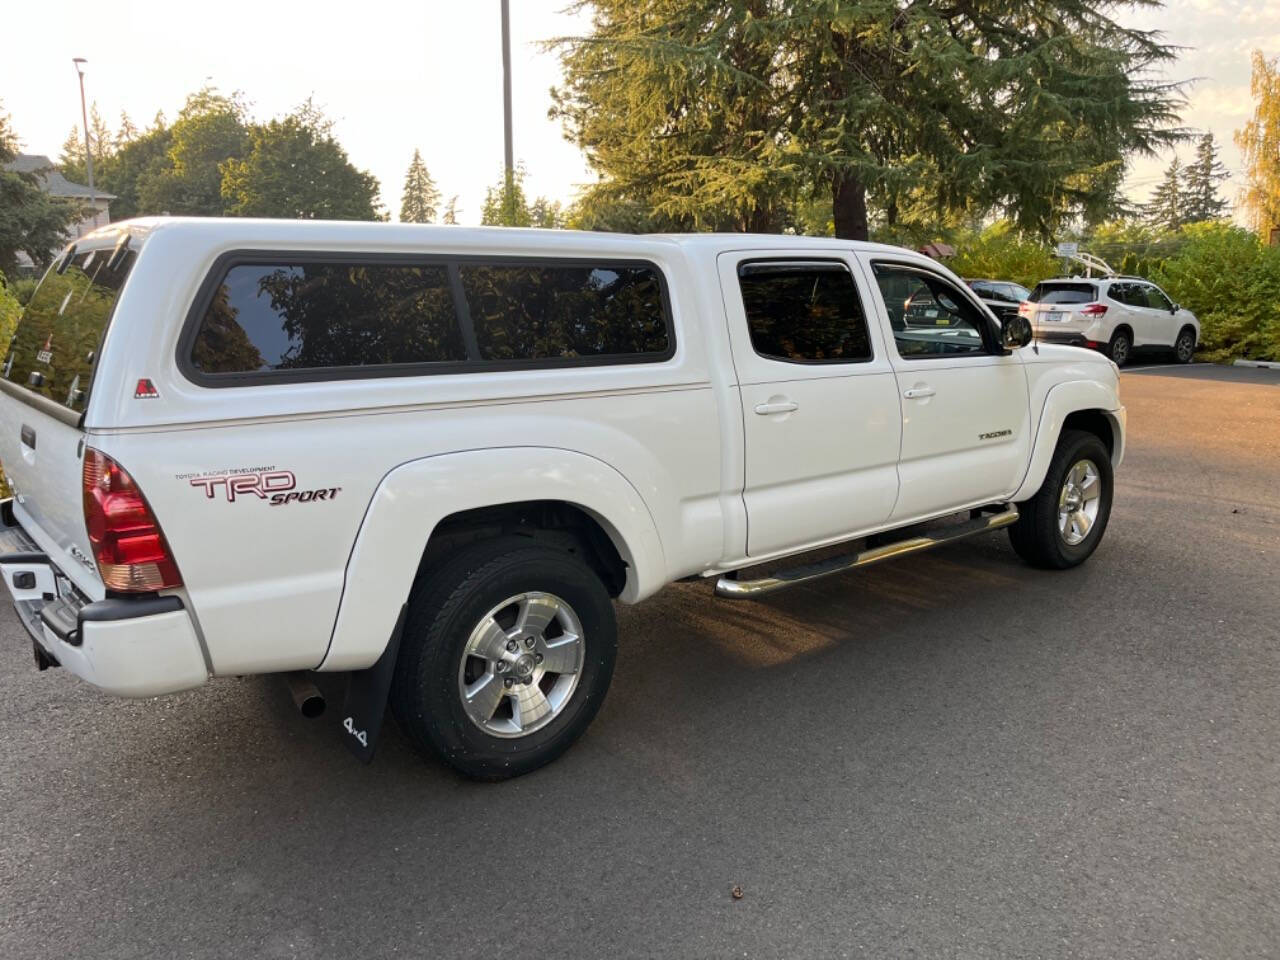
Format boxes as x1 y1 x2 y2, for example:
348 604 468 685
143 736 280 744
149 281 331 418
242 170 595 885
1233 359 1280 370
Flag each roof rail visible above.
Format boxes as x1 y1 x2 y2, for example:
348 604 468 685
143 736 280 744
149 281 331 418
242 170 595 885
1061 251 1115 278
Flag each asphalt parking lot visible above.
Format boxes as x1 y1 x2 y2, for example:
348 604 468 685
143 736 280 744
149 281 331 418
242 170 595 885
1 362 1277 959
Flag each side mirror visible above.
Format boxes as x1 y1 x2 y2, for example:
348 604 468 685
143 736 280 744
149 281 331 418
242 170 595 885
1171 303 1180 313
1002 315 1033 350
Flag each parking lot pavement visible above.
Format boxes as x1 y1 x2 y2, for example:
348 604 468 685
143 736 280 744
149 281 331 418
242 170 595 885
1124 360 1280 386
2 365 1278 960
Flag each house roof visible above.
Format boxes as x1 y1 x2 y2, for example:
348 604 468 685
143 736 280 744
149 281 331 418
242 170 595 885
5 154 116 201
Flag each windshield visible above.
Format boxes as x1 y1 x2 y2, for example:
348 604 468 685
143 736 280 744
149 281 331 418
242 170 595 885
2 243 137 415
1029 282 1096 305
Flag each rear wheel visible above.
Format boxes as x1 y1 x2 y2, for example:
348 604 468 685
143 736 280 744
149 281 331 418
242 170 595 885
1174 326 1196 364
1009 430 1114 569
1107 328 1132 367
391 537 617 780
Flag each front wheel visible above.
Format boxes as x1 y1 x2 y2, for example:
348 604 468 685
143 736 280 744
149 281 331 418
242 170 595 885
391 537 617 780
1009 429 1114 569
1107 329 1132 367
1174 327 1196 364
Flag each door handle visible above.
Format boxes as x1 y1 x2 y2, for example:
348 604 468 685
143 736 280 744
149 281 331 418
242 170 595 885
902 386 936 399
754 400 799 415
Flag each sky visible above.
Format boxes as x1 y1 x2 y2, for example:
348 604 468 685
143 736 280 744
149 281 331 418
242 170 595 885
1 0 1276 226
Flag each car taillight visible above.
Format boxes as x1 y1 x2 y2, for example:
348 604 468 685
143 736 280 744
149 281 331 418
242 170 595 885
1080 303 1108 316
1018 301 1031 315
82 448 183 592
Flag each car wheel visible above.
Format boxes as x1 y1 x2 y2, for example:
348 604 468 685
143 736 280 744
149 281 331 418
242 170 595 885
391 537 617 780
1107 329 1132 367
1174 327 1196 364
1009 429 1114 569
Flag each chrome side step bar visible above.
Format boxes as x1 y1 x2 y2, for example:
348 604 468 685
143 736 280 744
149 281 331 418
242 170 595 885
714 505 1019 599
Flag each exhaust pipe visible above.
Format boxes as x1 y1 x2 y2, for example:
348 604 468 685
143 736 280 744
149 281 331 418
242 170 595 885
284 672 325 719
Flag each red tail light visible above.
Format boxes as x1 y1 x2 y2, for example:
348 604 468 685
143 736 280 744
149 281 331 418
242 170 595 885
1080 303 1108 316
1018 301 1031 315
82 448 183 592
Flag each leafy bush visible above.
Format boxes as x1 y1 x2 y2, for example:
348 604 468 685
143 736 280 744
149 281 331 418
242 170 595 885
0 271 20 497
0 272 20 343
946 222 1060 290
1151 223 1280 361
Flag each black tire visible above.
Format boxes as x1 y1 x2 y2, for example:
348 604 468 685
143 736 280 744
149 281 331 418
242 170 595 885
390 537 617 780
1173 325 1197 364
1008 429 1114 569
1107 328 1132 367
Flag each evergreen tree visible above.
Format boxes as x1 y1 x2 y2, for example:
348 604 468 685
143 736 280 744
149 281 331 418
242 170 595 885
101 123 174 220
221 100 381 220
1182 133 1230 223
442 195 460 225
399 149 440 223
116 111 139 148
136 88 250 216
59 126 87 182
530 196 564 229
481 165 532 226
0 104 81 273
88 104 112 165
553 0 1184 240
1145 156 1185 231
1235 50 1280 237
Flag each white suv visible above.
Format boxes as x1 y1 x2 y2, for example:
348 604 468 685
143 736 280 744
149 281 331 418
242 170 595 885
1020 277 1199 367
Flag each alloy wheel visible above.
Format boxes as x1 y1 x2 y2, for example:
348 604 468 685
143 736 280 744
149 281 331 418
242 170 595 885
456 592 585 738
1057 459 1103 546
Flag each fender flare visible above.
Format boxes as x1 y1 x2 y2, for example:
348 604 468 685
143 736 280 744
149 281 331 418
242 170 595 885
318 446 666 671
1010 380 1125 503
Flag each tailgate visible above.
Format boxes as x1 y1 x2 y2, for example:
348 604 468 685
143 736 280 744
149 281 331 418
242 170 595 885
0 397 101 598
0 241 138 600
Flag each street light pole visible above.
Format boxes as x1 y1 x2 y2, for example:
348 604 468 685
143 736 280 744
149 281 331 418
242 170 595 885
72 58 96 227
500 0 513 177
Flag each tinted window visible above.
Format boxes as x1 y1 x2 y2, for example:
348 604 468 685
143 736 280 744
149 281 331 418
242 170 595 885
1142 285 1173 311
191 262 466 374
1007 284 1031 302
3 244 137 412
872 264 988 358
737 262 872 363
1029 282 1097 304
458 264 669 361
968 280 995 297
1107 282 1133 306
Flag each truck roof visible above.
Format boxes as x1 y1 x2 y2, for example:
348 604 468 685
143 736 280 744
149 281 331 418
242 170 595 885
75 217 919 260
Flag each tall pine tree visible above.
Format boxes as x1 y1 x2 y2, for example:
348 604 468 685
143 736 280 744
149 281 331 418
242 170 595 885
1182 133 1230 222
1145 156 1184 231
1235 50 1280 237
399 148 441 223
554 0 1184 240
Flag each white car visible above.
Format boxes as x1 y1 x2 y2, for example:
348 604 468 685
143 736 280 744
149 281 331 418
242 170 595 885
0 219 1125 779
1020 276 1199 367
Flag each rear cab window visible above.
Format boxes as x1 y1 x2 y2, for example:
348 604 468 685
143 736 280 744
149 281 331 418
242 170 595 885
2 241 138 417
184 256 673 382
1028 282 1097 305
736 261 873 363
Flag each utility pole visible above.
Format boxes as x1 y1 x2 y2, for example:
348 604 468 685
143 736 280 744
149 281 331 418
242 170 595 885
72 58 96 228
500 0 513 178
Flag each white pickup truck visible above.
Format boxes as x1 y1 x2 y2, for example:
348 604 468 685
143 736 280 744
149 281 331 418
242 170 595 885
0 219 1124 779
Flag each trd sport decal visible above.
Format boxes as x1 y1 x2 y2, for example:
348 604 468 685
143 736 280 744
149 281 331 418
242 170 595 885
177 467 341 505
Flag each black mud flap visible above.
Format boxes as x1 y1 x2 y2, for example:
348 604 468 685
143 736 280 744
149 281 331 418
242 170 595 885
339 603 407 764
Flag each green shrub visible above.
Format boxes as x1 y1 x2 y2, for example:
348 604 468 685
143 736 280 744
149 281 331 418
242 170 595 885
0 272 19 498
947 222 1059 290
1151 223 1280 362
